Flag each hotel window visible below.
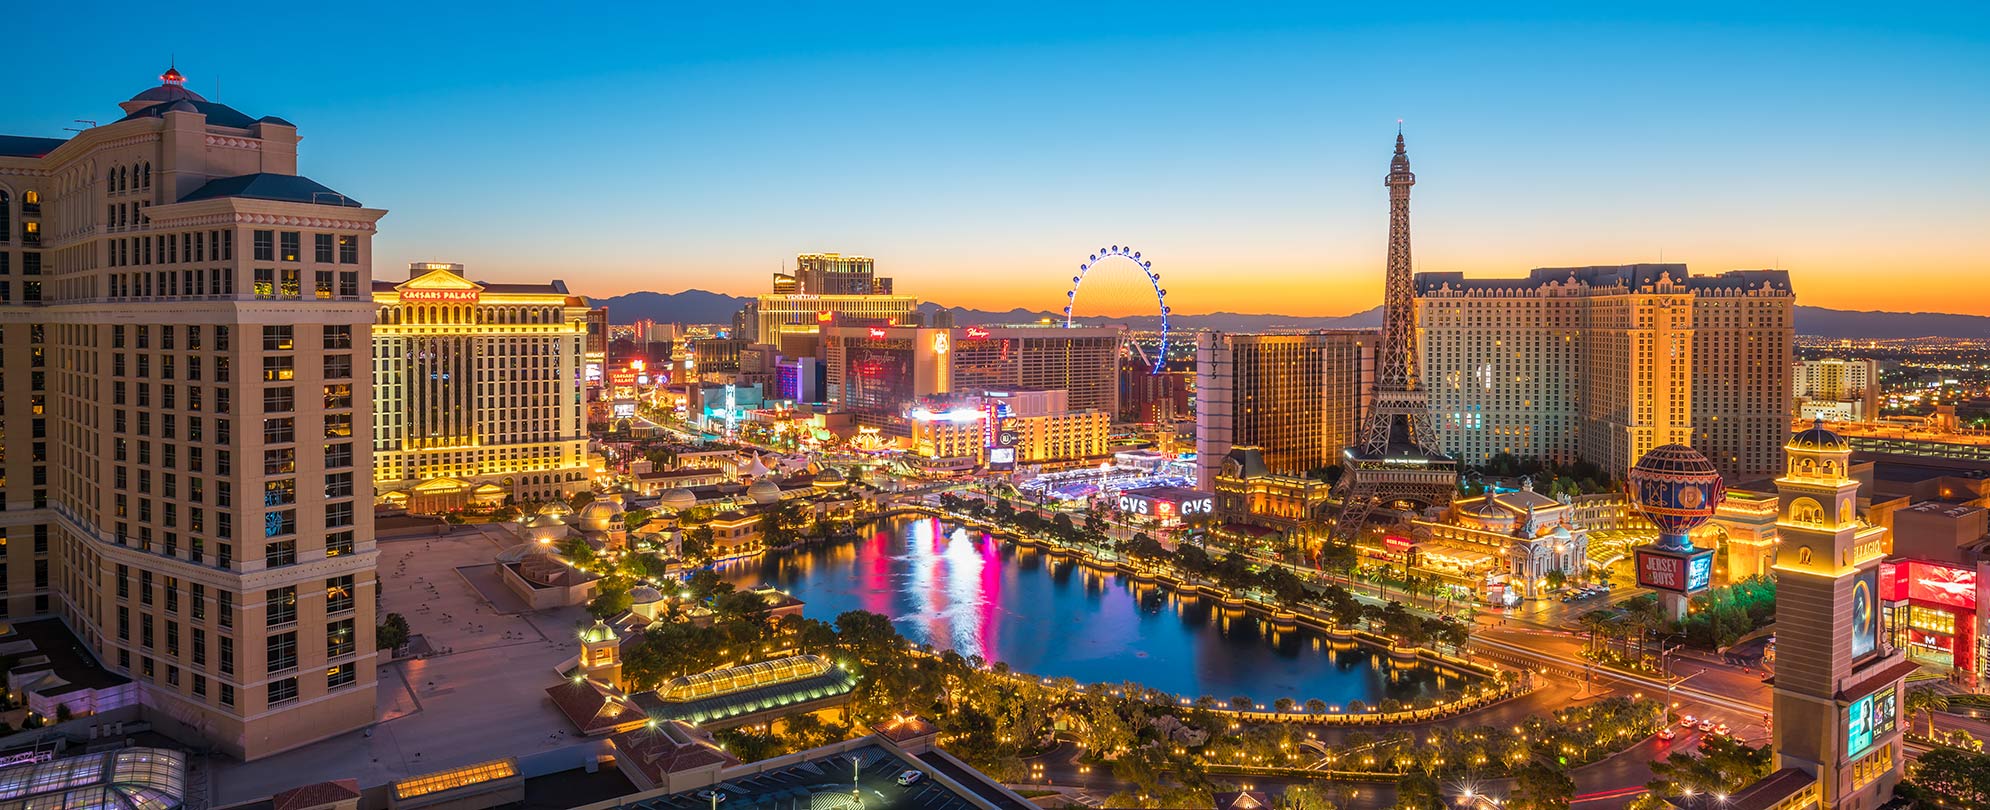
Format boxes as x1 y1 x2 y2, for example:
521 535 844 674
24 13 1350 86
280 268 300 298
338 235 358 264
314 234 335 263
267 586 298 626
324 354 351 379
315 270 334 299
325 413 353 438
254 268 275 298
323 325 352 349
339 271 359 298
266 538 296 567
253 230 273 261
264 508 296 539
328 576 355 614
267 634 298 677
263 387 294 414
328 662 356 690
262 356 295 382
327 530 355 557
279 231 300 262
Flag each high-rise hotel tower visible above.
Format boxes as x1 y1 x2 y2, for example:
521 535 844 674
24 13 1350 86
1417 264 1794 479
0 67 378 758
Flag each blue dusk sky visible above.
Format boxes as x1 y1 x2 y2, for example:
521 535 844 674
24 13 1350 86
10 2 1988 315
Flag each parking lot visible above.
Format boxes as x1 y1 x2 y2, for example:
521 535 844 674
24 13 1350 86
631 745 978 810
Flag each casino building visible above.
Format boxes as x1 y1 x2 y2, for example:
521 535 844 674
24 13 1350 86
1 67 380 758
371 262 592 512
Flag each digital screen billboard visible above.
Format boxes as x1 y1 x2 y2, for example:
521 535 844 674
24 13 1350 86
1905 562 1978 610
1852 566 1880 660
1636 548 1713 594
1847 684 1898 759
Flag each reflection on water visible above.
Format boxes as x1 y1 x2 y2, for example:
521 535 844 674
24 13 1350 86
722 516 1470 704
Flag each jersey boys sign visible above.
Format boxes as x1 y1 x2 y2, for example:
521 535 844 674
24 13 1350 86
1636 547 1714 593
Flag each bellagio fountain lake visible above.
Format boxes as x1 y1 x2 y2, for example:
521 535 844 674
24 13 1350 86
720 514 1478 705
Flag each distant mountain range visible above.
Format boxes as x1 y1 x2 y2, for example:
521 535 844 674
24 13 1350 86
588 290 1990 339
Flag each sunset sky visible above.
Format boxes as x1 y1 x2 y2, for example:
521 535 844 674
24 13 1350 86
14 3 1988 316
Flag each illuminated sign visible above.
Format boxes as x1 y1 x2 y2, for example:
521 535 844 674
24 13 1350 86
965 327 992 340
988 447 1016 467
1904 561 1978 610
609 371 638 387
1384 535 1413 554
1117 492 1213 519
910 408 986 424
399 288 482 303
1852 567 1879 659
1635 547 1715 594
932 333 950 355
868 327 888 339
1846 684 1898 758
817 311 834 323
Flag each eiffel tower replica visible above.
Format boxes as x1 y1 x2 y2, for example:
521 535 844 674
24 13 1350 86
1329 131 1458 543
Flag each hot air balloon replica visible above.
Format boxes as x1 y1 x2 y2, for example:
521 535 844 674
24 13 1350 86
1626 444 1725 621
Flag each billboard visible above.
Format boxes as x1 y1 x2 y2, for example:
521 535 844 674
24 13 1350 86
1636 547 1715 594
1852 566 1880 660
1846 684 1898 759
1905 561 1978 610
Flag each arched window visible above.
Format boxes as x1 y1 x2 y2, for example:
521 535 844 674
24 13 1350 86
0 189 10 241
1790 497 1825 525
141 163 152 188
108 166 117 188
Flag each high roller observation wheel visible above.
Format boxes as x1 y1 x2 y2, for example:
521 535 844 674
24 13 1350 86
1064 245 1169 375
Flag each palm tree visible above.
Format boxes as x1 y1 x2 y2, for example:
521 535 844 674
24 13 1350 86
1906 686 1950 739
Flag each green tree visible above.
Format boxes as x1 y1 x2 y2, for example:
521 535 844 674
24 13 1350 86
1281 784 1337 810
1900 746 1990 807
1908 685 1951 738
377 612 412 650
588 582 633 619
1646 736 1773 799
1511 761 1576 810
1394 772 1443 810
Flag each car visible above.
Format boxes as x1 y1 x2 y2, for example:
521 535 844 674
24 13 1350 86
1657 728 1677 741
1679 715 1697 728
696 790 728 804
1715 723 1731 737
897 770 924 786
1698 720 1716 733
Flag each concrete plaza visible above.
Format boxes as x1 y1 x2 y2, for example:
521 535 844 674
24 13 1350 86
212 524 596 806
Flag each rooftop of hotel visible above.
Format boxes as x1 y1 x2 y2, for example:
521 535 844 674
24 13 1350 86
1415 264 1792 295
614 743 1023 810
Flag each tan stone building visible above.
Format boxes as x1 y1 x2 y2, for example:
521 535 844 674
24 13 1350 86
1193 331 1374 490
1416 264 1794 479
370 262 591 512
0 67 378 758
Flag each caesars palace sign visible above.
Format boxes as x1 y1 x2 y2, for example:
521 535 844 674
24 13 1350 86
399 288 482 304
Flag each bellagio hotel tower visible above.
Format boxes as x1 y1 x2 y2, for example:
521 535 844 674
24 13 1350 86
0 67 378 759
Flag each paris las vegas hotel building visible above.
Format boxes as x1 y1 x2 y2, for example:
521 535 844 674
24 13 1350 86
0 68 382 758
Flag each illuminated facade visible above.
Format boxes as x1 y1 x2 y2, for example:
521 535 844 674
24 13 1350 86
0 68 378 758
1795 358 1880 422
1417 264 1794 479
757 253 914 344
906 389 1111 469
1193 331 1373 491
822 325 1121 422
1770 421 1907 809
371 262 590 511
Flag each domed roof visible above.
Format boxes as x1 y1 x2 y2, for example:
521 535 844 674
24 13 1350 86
1629 444 1720 478
659 488 698 511
813 466 847 485
521 512 566 530
539 499 573 517
129 65 207 104
1789 418 1849 451
629 586 664 605
579 499 621 519
747 479 782 505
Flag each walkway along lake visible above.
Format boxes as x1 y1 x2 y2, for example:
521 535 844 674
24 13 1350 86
720 515 1479 706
